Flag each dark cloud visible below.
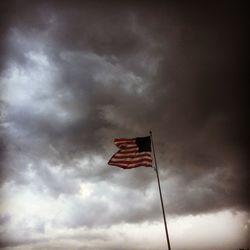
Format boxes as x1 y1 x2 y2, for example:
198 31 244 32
0 1 249 246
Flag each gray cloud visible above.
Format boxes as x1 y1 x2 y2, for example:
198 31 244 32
0 1 249 248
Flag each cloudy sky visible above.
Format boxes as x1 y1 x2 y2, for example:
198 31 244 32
0 1 249 249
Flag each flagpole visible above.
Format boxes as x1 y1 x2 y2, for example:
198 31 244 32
150 131 172 250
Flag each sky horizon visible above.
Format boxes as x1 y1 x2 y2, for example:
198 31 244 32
0 1 249 249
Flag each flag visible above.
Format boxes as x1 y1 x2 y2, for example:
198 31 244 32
108 136 152 169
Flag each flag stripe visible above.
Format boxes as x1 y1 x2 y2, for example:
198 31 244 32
112 153 151 159
109 151 152 159
114 138 135 143
114 152 137 157
115 141 135 144
108 162 152 168
110 158 152 164
113 155 151 160
115 142 137 148
121 145 137 148
114 139 135 144
114 138 135 141
109 158 152 165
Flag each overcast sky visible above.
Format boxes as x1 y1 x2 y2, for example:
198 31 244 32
0 1 249 249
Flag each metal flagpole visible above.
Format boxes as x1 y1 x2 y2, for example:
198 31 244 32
150 131 172 250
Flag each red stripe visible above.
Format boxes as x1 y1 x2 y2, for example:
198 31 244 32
109 158 152 165
115 142 136 146
115 152 136 156
119 146 138 150
109 162 152 169
114 138 135 142
110 158 152 163
115 141 135 144
120 146 138 150
113 154 151 159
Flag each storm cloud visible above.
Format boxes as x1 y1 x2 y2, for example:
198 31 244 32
0 1 249 249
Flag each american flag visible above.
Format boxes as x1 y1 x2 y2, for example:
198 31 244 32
108 136 152 169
